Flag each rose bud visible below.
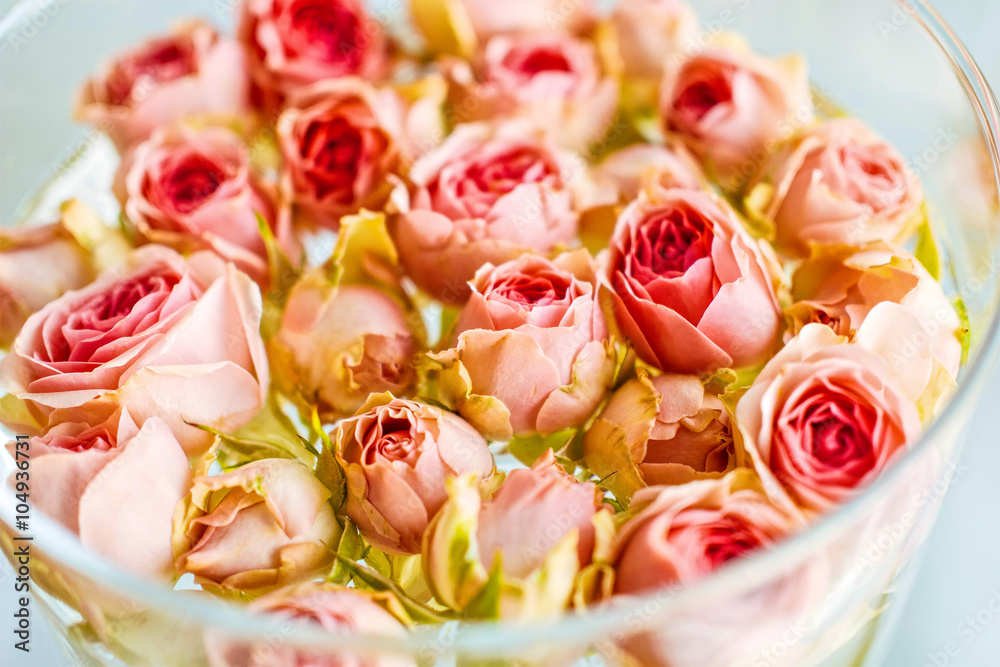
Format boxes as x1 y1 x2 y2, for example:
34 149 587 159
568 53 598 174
390 122 580 303
330 394 495 555
736 323 924 513
206 584 413 667
583 369 736 502
745 118 924 257
660 46 813 188
787 244 962 378
606 187 782 375
116 125 289 285
609 0 699 81
427 251 615 441
424 451 611 619
9 410 190 577
446 32 618 151
173 458 340 591
1 245 269 458
238 0 388 113
74 20 250 152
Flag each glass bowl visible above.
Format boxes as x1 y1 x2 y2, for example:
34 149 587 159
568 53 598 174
1 0 999 665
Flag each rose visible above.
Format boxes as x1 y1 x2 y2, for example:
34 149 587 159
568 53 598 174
0 245 269 458
610 0 699 80
330 394 495 555
660 47 813 187
787 244 962 377
427 250 615 440
8 410 189 577
446 32 618 151
0 219 97 347
390 122 579 302
238 0 388 112
605 187 782 375
277 79 411 229
276 276 418 418
423 450 610 618
593 143 706 205
413 0 595 50
745 118 923 257
74 20 250 152
206 584 413 667
117 125 286 285
583 370 736 502
173 458 340 591
735 323 924 513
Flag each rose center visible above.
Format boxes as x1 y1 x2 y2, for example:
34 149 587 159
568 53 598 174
160 155 229 214
465 148 557 199
700 516 765 569
107 39 195 106
363 417 419 467
285 0 364 67
512 48 573 76
301 116 365 199
837 145 905 212
493 273 571 308
674 67 733 124
634 207 714 278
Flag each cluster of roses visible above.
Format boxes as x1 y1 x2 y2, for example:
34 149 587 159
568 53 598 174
0 0 965 665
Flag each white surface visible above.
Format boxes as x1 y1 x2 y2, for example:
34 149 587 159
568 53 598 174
1 1 999 666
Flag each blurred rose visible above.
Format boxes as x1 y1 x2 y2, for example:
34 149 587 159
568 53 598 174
606 188 782 374
333 394 495 555
1 245 269 458
424 451 609 618
583 370 736 502
415 0 595 47
174 458 339 591
746 118 923 257
446 32 618 151
117 125 287 284
610 0 699 80
276 276 417 418
238 0 388 112
391 122 579 303
787 244 961 377
660 47 812 187
429 251 614 440
9 410 189 577
591 143 706 206
207 583 413 667
0 221 96 347
75 21 250 152
736 323 923 513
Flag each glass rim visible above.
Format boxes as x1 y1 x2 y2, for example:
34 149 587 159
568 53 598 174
1 0 999 656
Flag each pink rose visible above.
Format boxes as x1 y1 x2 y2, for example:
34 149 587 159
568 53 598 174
447 32 618 150
391 122 580 303
610 0 699 80
1 245 269 457
173 458 340 591
277 79 409 229
0 219 97 347
117 125 287 284
9 410 190 577
207 584 413 667
332 394 495 555
238 0 388 112
74 21 250 152
660 47 812 187
583 370 736 502
592 143 707 205
736 323 923 513
276 278 417 418
605 188 782 374
429 250 615 440
746 118 923 257
787 244 961 377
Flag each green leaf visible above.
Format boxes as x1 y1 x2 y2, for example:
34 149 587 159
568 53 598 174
327 520 364 585
327 210 400 291
331 556 455 624
913 210 942 281
953 295 971 367
508 429 576 467
463 558 504 620
312 408 347 511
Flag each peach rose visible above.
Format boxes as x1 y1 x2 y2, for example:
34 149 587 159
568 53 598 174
735 323 924 513
593 143 707 205
276 277 418 419
605 188 782 374
118 125 285 284
660 46 812 187
746 118 924 257
0 245 269 457
332 394 495 555
238 0 388 112
173 458 340 591
446 32 618 151
428 251 615 440
9 409 190 577
610 0 699 80
206 584 413 667
74 20 250 152
583 370 736 502
391 122 579 303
